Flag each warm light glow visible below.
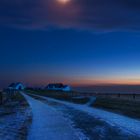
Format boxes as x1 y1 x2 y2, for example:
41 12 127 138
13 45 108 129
57 0 70 4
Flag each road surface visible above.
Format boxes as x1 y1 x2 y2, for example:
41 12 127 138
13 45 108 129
21 93 79 140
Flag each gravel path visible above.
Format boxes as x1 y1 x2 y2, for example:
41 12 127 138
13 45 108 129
21 93 80 140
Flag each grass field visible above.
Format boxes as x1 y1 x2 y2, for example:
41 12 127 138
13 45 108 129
0 92 32 140
10 92 29 106
26 90 89 104
93 97 140 120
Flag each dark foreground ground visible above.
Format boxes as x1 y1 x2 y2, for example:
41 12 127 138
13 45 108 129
0 93 32 140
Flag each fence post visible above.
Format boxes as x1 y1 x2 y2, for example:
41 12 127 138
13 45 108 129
118 93 121 98
133 94 135 100
0 92 3 105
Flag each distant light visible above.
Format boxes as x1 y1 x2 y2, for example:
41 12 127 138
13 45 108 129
57 0 70 4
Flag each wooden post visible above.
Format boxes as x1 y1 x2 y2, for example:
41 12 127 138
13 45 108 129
133 94 135 100
0 92 3 105
118 93 121 98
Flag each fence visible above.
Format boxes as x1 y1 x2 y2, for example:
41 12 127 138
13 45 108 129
77 92 140 101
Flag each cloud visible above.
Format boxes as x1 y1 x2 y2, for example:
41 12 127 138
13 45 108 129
0 0 140 31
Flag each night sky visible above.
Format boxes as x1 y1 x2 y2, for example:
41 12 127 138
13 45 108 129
0 0 140 90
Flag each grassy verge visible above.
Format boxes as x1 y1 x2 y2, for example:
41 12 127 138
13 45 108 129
0 92 30 116
0 92 32 139
10 92 29 106
26 90 89 104
92 97 140 120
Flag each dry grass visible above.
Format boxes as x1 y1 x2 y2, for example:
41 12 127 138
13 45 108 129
92 97 140 120
26 89 89 104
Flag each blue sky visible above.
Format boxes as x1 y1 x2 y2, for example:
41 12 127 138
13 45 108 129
1 28 140 87
0 0 140 88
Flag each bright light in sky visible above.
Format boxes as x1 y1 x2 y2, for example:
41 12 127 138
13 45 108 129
57 0 70 4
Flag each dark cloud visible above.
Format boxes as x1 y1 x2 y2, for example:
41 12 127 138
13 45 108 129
0 0 140 31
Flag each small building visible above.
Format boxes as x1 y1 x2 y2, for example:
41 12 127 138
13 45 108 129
8 83 25 90
47 83 71 92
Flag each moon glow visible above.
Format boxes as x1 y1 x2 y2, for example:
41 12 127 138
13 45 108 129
57 0 70 4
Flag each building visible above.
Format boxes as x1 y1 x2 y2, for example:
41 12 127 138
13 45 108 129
8 83 25 90
47 83 71 91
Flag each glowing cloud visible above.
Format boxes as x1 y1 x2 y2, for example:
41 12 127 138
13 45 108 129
57 0 70 4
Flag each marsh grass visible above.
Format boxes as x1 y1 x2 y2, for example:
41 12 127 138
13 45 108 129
26 90 89 104
93 97 140 119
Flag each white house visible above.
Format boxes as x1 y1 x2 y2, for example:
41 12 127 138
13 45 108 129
8 83 25 90
47 83 71 92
